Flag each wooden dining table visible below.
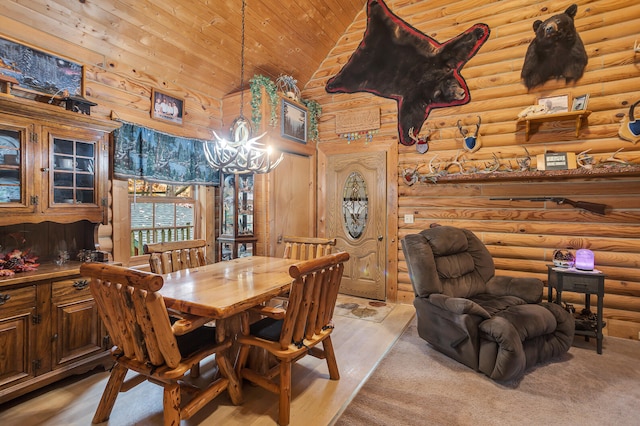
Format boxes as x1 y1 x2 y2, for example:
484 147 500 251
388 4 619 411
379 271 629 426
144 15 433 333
160 256 299 318
158 255 300 404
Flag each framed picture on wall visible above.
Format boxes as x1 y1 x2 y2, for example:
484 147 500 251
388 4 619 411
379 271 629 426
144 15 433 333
0 35 84 98
537 94 569 114
572 94 590 111
151 89 184 125
281 98 307 144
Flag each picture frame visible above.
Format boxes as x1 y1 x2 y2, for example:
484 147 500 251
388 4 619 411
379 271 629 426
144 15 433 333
151 89 184 125
0 35 84 98
280 98 307 144
572 94 590 111
538 94 569 114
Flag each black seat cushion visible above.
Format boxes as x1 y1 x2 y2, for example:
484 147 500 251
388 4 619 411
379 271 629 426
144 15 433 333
170 317 217 358
250 317 284 342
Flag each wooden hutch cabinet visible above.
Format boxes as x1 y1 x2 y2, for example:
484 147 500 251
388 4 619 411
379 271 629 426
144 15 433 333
218 173 257 261
0 95 119 403
0 96 114 225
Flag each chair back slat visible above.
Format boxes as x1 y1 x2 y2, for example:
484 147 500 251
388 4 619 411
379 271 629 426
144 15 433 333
144 239 207 274
279 252 349 350
282 236 336 261
82 263 182 368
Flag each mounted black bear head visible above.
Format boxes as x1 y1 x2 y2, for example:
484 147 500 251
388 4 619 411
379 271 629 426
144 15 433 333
521 4 588 90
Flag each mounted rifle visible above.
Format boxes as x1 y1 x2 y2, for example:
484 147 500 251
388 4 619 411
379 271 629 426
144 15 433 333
490 197 607 215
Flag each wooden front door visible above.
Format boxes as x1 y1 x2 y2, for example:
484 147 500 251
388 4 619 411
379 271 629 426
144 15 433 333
326 151 386 300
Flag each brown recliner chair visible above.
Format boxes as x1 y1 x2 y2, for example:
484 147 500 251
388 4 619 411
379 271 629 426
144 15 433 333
402 226 574 382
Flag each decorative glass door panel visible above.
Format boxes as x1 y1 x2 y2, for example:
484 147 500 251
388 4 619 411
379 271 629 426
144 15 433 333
0 128 23 204
342 171 368 239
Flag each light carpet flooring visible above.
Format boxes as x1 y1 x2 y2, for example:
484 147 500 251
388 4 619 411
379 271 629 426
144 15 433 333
0 299 415 426
336 316 640 426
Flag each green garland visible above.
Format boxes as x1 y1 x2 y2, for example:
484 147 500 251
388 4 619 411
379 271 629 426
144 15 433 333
249 74 322 142
249 75 278 129
301 99 322 142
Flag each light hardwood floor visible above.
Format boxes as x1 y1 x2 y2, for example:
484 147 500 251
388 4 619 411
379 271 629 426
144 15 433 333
0 301 415 425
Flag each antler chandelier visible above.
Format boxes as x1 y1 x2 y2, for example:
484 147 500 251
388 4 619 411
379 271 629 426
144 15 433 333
204 0 283 174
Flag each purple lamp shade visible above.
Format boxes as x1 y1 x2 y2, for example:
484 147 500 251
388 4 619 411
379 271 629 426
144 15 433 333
575 249 595 271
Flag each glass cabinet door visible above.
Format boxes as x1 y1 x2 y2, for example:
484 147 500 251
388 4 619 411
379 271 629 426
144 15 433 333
218 173 257 261
237 174 254 236
221 174 236 236
52 138 96 205
221 173 255 237
0 128 23 205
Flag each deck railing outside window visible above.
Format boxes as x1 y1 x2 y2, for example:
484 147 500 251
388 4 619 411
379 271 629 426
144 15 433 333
130 225 194 256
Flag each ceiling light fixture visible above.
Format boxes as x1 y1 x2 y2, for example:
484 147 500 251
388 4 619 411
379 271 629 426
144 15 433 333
204 0 283 174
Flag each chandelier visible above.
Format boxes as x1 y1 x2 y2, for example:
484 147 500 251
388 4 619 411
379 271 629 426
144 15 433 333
204 0 283 174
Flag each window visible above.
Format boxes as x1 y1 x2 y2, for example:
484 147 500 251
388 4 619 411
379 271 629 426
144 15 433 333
128 179 196 256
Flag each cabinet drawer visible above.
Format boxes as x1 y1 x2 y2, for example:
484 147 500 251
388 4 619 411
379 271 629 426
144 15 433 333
52 276 92 302
561 275 601 293
0 286 36 313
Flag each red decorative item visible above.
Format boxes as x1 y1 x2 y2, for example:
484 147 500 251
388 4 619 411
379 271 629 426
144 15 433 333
0 249 40 274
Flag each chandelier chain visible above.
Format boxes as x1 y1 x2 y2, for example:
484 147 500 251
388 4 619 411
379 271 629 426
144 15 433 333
203 0 283 175
239 0 246 118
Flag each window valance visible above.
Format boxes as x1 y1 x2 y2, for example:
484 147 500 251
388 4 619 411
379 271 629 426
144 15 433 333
112 121 220 186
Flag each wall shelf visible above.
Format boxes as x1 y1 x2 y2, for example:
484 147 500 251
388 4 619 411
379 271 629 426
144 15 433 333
518 110 591 141
421 164 640 184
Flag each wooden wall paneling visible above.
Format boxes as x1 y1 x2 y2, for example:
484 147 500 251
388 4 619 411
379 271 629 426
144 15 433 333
110 179 130 265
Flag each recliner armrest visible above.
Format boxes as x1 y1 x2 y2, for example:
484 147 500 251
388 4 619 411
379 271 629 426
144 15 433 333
428 294 491 319
485 276 543 303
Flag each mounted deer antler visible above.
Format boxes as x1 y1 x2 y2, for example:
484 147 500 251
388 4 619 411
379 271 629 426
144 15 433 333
457 116 482 152
408 126 432 153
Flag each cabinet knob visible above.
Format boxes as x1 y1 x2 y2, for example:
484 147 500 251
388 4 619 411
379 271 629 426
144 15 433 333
0 293 10 305
41 167 49 172
73 279 89 290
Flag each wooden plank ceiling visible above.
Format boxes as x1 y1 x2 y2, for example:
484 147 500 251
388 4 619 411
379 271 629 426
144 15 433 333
4 0 365 99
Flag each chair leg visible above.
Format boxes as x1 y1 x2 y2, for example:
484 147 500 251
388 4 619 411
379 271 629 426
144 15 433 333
163 382 181 426
278 360 292 426
323 336 340 380
92 363 128 424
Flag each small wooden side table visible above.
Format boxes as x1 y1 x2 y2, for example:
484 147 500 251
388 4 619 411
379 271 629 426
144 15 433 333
547 265 605 354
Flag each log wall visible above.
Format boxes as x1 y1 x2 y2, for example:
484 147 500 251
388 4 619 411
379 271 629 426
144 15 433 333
305 0 640 339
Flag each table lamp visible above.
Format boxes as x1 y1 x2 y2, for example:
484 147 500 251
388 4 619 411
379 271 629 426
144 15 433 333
575 249 595 270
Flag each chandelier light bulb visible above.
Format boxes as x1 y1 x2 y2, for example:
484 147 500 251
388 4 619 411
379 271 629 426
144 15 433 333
203 0 283 175
204 117 283 174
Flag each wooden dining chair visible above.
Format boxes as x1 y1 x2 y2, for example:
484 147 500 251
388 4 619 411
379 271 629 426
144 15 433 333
143 239 207 274
282 235 336 260
235 251 350 426
80 263 239 426
143 239 210 377
273 236 337 308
